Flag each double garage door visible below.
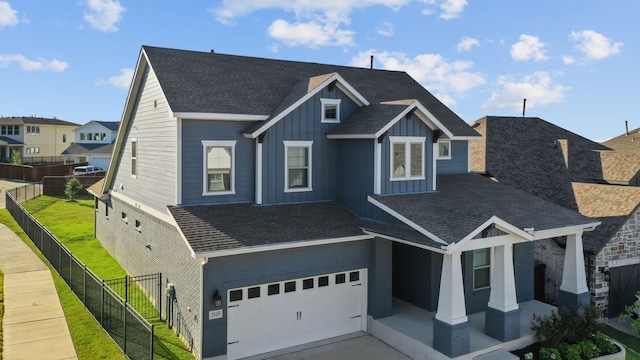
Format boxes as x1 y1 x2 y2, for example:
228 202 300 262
227 269 367 359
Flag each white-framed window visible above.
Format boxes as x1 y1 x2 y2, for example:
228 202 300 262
26 126 40 135
131 139 137 178
80 133 86 141
389 136 425 180
320 98 341 123
437 140 451 160
473 248 491 290
202 140 236 195
284 140 313 192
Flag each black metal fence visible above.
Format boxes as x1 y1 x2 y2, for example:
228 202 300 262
105 273 162 320
6 188 155 360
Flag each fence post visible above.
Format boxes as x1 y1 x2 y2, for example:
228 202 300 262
125 275 129 303
123 301 128 355
158 273 162 321
83 265 87 304
101 279 105 325
150 323 154 360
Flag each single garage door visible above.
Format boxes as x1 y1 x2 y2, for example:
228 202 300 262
609 264 640 318
227 268 367 360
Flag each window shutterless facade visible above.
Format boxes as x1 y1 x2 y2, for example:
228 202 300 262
389 136 425 180
284 140 313 192
202 140 236 195
320 98 341 123
131 139 137 178
473 248 491 290
437 140 451 159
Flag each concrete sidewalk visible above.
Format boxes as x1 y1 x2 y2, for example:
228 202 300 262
0 223 78 360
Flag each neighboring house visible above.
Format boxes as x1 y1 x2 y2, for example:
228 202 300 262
62 120 119 169
0 116 78 162
470 116 640 318
91 46 597 360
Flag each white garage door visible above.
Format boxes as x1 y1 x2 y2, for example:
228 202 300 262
227 269 367 360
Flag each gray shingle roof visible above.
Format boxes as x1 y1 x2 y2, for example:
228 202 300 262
0 116 79 127
327 103 408 136
61 143 114 155
370 174 595 244
142 45 479 138
168 201 366 253
94 121 120 131
0 136 23 145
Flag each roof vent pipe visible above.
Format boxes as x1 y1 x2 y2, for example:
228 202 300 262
370 55 374 69
210 49 215 53
626 120 629 136
522 98 527 117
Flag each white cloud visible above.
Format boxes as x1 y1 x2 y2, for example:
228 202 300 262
268 19 355 48
511 34 550 61
440 0 467 19
0 54 68 71
213 0 409 48
377 21 394 37
107 68 133 88
457 36 479 52
84 0 125 32
482 72 568 112
350 49 485 105
570 30 622 60
562 55 575 65
0 1 18 28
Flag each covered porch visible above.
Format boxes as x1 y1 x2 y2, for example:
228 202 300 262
370 298 555 360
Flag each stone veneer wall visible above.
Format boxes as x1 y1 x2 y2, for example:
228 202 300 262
534 238 565 304
593 209 640 316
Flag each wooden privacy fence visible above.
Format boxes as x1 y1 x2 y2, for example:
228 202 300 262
42 175 104 195
0 162 87 182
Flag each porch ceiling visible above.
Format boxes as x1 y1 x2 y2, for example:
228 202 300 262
369 173 597 245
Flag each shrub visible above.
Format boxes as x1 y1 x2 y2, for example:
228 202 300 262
539 347 562 360
531 304 602 349
65 177 83 202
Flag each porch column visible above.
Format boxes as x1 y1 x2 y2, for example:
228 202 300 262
558 233 590 311
486 244 520 341
433 251 469 357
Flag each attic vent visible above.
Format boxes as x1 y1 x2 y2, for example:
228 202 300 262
210 49 215 53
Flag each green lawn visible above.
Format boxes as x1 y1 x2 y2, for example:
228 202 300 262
11 195 194 360
601 325 640 360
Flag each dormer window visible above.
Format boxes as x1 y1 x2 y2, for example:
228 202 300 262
437 140 451 159
320 98 341 123
389 136 425 180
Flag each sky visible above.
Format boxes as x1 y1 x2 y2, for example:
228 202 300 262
0 1 637 142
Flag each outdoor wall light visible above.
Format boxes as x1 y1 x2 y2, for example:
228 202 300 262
213 290 222 308
599 266 610 281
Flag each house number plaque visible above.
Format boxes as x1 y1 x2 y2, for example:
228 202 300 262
209 309 223 320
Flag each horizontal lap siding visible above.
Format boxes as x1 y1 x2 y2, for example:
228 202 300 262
381 115 433 194
437 140 469 175
261 88 359 204
181 120 255 204
112 66 177 211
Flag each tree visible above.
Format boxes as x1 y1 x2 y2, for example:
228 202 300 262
11 149 21 165
65 177 83 202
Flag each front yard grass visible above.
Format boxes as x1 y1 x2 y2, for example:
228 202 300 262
15 194 194 360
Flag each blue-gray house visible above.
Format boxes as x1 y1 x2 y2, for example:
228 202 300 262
93 46 599 360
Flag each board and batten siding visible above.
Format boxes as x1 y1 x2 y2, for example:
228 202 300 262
436 140 469 175
180 120 255 204
111 66 177 211
337 139 374 217
380 115 434 194
261 87 359 204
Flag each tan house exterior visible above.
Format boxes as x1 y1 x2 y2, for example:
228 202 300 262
0 116 79 163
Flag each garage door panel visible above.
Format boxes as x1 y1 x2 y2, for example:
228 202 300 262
227 269 367 360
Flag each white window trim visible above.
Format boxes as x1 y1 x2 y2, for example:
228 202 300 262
284 140 313 193
320 98 341 123
437 139 452 160
131 138 138 179
472 248 492 291
202 140 237 196
389 136 426 181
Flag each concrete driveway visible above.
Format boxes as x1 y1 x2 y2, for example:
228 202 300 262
244 334 410 360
